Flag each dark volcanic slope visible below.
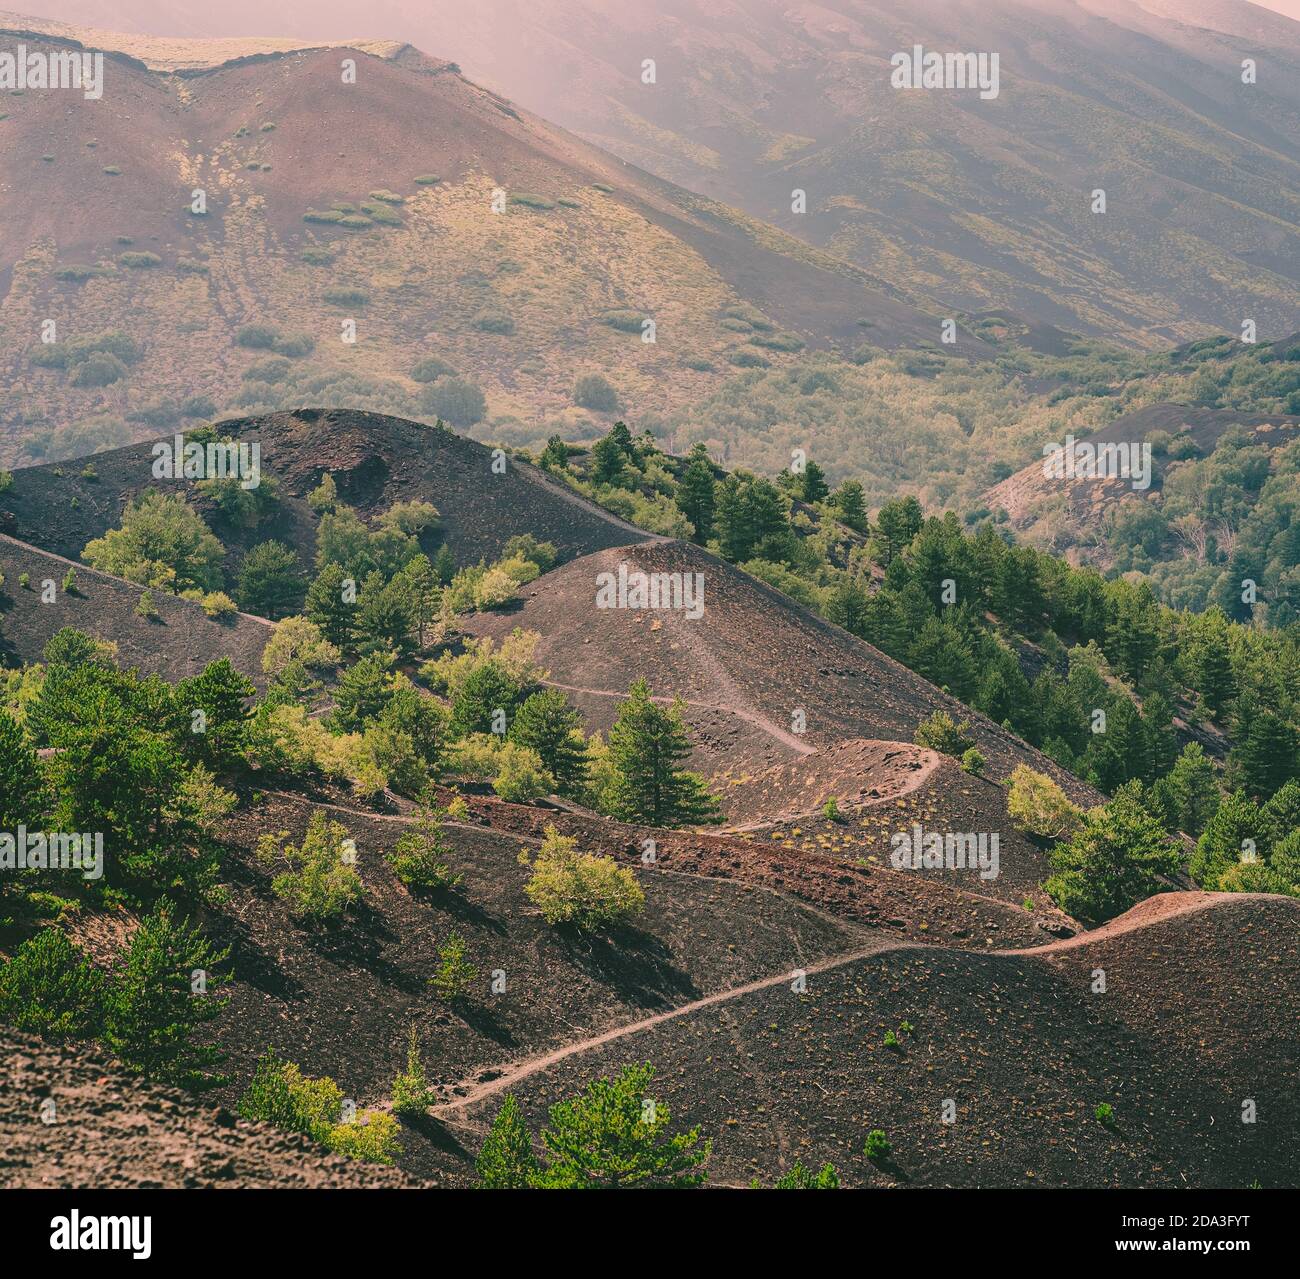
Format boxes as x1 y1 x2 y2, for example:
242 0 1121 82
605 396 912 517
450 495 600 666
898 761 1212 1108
436 893 1300 1189
0 410 648 572
464 539 1101 804
0 1027 418 1188
0 533 271 683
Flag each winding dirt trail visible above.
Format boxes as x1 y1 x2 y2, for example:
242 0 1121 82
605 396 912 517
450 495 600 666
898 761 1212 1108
430 934 913 1120
542 679 817 757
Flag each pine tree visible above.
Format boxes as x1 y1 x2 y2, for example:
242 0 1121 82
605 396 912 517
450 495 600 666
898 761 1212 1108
1044 783 1182 922
305 562 356 649
508 689 588 796
235 540 302 619
798 460 829 504
675 449 717 543
830 479 868 533
607 680 721 827
535 1063 709 1188
1232 700 1300 799
0 708 45 830
476 1095 540 1188
103 904 231 1091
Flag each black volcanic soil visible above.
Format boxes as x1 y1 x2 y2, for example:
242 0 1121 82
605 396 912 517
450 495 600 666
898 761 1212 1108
0 1027 418 1189
465 539 1102 805
443 790 1076 945
0 409 647 572
0 532 271 684
433 893 1300 1189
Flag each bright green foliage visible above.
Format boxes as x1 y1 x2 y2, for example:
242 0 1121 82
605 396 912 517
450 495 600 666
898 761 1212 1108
864 1129 892 1161
492 744 554 802
82 491 225 593
606 679 722 827
33 661 221 895
772 1160 841 1189
1045 783 1183 922
534 1063 709 1188
1006 765 1082 840
391 1027 436 1116
913 710 975 758
476 1095 541 1188
257 810 363 922
238 1053 401 1164
0 928 104 1040
1190 790 1267 889
429 932 477 1002
521 826 645 931
102 904 230 1091
386 803 461 892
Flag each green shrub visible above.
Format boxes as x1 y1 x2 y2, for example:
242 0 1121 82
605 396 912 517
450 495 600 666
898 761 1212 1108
256 810 364 922
0 929 104 1040
421 377 486 427
118 251 161 268
238 1053 400 1163
391 1027 436 1116
323 286 369 308
960 747 986 776
863 1129 891 1160
472 309 515 334
386 804 462 892
411 356 457 383
493 743 554 802
1007 765 1081 839
913 710 975 758
771 1161 840 1189
574 373 620 413
429 932 478 1002
520 826 645 931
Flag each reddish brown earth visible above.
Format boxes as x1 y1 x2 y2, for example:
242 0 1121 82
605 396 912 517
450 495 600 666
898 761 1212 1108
0 1027 419 1188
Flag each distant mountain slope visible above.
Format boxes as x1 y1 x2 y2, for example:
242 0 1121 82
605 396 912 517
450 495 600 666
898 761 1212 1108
0 20 954 465
400 0 1300 345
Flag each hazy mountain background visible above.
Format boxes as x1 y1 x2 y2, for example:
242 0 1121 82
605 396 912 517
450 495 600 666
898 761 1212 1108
11 0 1300 345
